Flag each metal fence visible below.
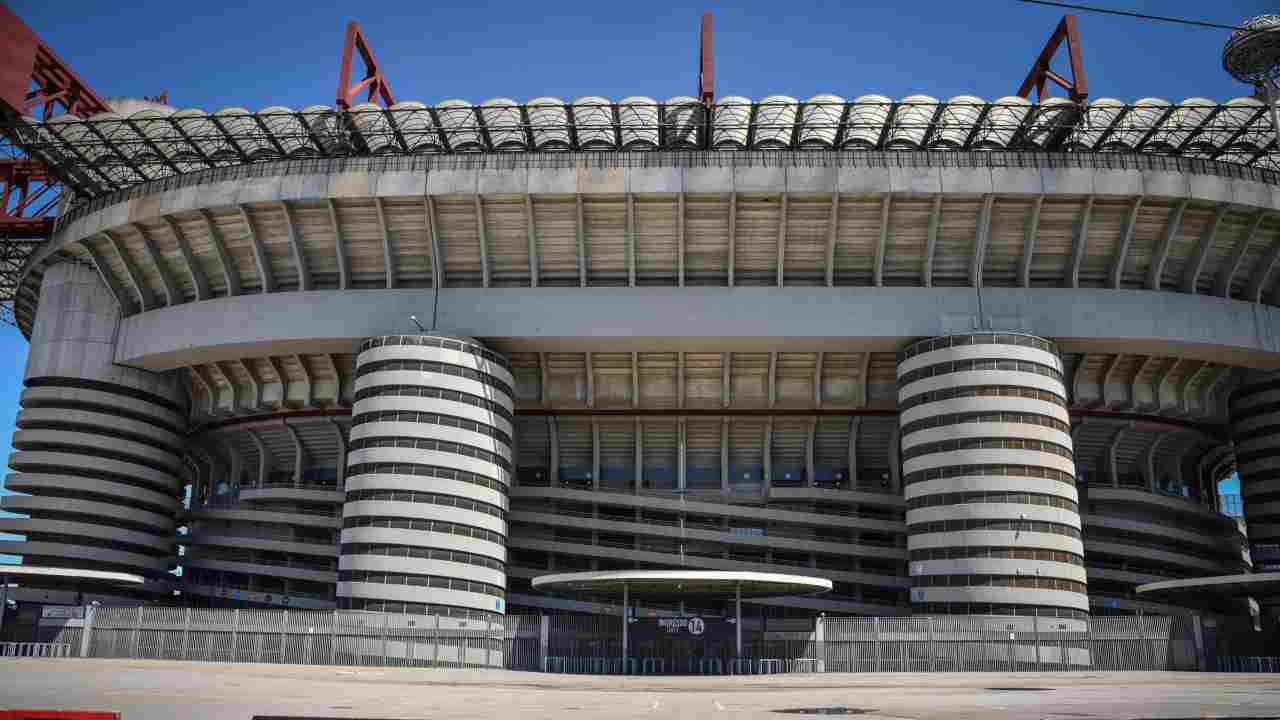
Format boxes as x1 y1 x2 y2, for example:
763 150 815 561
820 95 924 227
62 607 512 668
36 607 1203 673
0 642 73 657
824 615 1198 672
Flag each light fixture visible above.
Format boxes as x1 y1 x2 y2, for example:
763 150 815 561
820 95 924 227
409 314 426 333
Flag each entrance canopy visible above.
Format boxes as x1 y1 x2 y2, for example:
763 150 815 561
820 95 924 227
1136 572 1280 599
532 570 832 598
0 566 145 585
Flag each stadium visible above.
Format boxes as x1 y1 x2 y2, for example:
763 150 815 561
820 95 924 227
1 4 1279 672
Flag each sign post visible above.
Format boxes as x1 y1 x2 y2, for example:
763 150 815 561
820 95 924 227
621 581 628 668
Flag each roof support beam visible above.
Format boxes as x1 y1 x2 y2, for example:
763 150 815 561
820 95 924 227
79 240 137 316
474 196 490 288
858 352 871 408
1128 355 1157 411
776 194 788 287
728 194 737 287
423 195 444 290
130 223 179 306
1106 424 1129 486
1145 200 1189 290
1109 197 1144 289
768 351 778 409
198 209 240 296
814 351 825 408
1174 361 1204 416
1246 226 1280 303
873 195 891 287
1201 366 1233 420
237 205 274 293
847 416 860 487
328 354 349 406
103 230 157 312
283 422 305 486
631 351 640 409
1066 196 1093 289
1153 358 1182 413
1182 204 1229 294
585 352 595 408
634 417 643 491
159 216 210 301
1215 211 1266 298
923 195 942 287
1099 353 1123 408
265 356 287 410
330 419 347 486
1070 353 1091 407
278 202 310 292
526 196 539 288
326 200 351 290
677 351 686 409
295 354 314 409
1018 195 1043 288
576 194 587 287
721 352 732 408
189 365 219 416
677 193 686 287
626 193 636 288
824 192 839 287
238 358 261 410
211 361 239 412
1145 432 1169 491
538 352 549 405
971 195 994 288
372 197 395 289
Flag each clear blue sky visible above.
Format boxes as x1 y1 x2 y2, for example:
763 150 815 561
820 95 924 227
0 0 1265 544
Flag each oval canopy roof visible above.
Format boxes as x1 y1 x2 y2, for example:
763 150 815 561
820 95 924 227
0 565 145 585
532 570 832 598
1136 572 1280 599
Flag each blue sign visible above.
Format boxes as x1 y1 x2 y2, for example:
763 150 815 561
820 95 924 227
495 599 503 610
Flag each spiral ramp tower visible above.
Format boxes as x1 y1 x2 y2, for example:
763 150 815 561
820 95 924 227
338 335 513 622
1 262 187 604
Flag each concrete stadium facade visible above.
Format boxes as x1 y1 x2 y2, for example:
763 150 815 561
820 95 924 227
5 146 1276 622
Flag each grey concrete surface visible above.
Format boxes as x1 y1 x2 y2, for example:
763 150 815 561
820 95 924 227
1 659 1278 720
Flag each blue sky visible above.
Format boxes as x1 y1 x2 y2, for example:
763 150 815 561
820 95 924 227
0 0 1265 547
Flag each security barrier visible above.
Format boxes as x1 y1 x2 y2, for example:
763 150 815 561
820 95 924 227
36 607 1206 674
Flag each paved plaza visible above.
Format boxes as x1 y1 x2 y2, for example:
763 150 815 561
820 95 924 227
1 659 1278 719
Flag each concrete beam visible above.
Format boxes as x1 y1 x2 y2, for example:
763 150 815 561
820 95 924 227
326 199 351 290
728 194 737 288
130 223 179 306
1067 197 1094 289
1109 197 1144 289
1215 211 1267 298
776 194 788 287
79 240 137 316
923 195 941 287
971 194 993 289
372 197 395 289
159 215 210 301
677 193 687 288
526 196 539 289
824 192 839 288
423 195 444 290
237 205 274 293
873 195 891 287
103 230 157 312
197 209 240 297
1181 205 1229 294
279 202 310 292
1145 200 1189 291
576 194 587 288
475 196 490 288
1018 195 1043 288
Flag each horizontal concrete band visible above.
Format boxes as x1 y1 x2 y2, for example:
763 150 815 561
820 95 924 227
112 287 1280 372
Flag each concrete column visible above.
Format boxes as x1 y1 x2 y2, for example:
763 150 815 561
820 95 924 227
591 420 601 491
805 418 817 487
763 419 773 491
634 417 643 492
720 418 730 493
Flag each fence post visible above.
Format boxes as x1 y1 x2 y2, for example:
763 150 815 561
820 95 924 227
181 608 191 661
873 618 881 672
1086 618 1095 670
927 617 935 672
815 615 825 673
1033 615 1041 670
132 606 142 658
380 614 388 667
330 610 338 665
1142 614 1157 670
1192 615 1206 672
231 609 240 661
78 605 96 658
281 610 289 664
433 614 441 666
539 615 549 672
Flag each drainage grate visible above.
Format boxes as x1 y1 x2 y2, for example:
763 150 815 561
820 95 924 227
774 709 879 716
984 687 1055 692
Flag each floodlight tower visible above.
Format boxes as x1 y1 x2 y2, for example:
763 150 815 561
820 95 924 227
1223 15 1280 149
